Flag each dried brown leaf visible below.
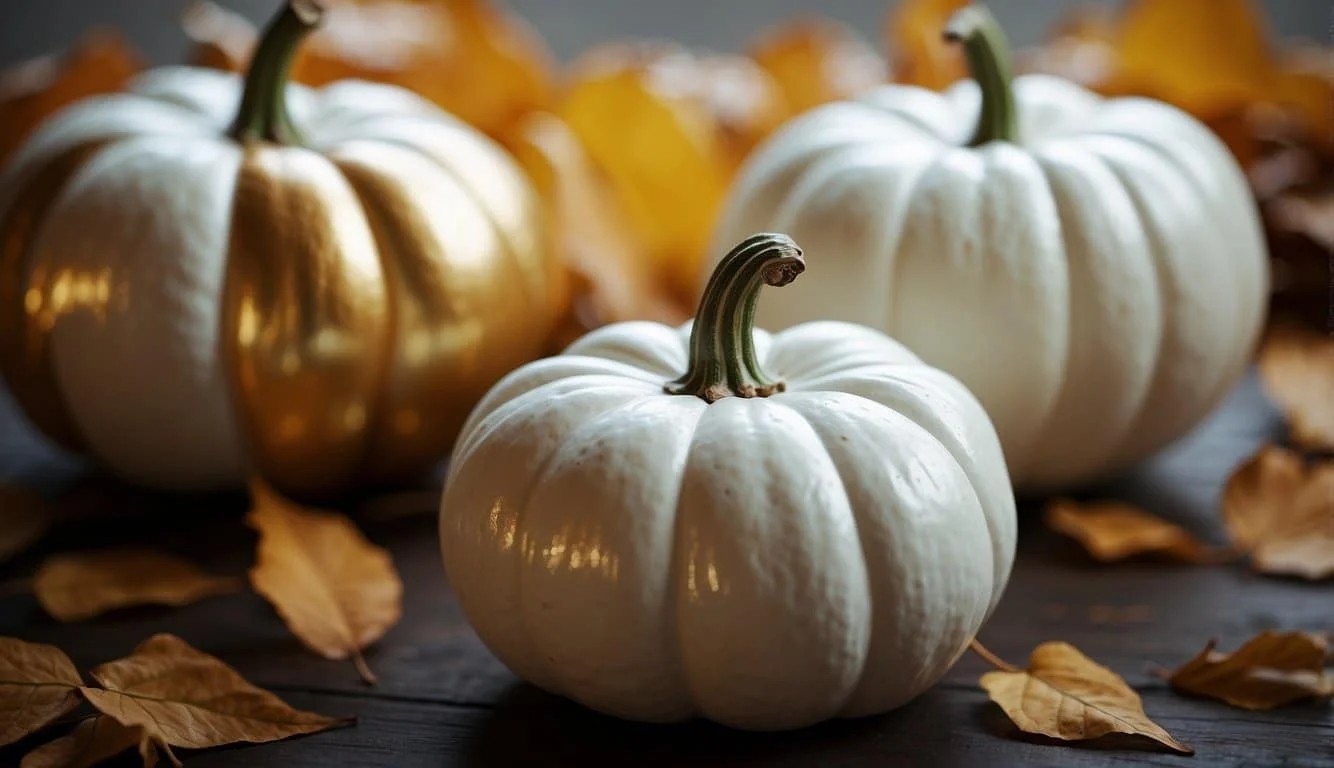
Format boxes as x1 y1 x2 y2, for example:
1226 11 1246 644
248 482 402 683
20 716 154 768
1223 445 1334 580
979 641 1193 755
33 549 242 622
81 633 350 759
0 637 82 747
1164 631 1331 710
1258 322 1334 449
0 486 53 563
1045 498 1227 563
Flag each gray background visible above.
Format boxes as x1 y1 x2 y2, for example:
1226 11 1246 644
0 1 1328 68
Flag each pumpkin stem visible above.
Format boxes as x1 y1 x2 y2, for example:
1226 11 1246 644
666 234 804 403
944 4 1019 146
228 0 323 144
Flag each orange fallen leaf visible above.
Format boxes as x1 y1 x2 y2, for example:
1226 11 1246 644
0 485 54 563
1045 498 1227 564
1257 322 1334 450
506 111 687 344
1112 0 1273 119
887 0 969 89
248 482 402 684
20 716 153 768
750 17 885 114
1222 445 1334 580
33 549 242 622
0 31 141 168
186 0 552 139
560 44 785 303
978 641 1193 755
1162 631 1331 710
0 637 82 747
81 634 350 764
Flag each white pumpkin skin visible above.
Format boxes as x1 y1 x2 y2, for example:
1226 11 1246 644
0 32 557 495
714 49 1267 489
441 236 1016 730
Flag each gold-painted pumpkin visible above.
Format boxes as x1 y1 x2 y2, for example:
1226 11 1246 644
0 1 564 498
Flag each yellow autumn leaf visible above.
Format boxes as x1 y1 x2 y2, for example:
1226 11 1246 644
1045 498 1229 564
1257 321 1334 451
0 637 82 747
1223 445 1334 580
248 481 403 683
20 716 153 768
81 634 351 765
33 549 242 622
979 641 1193 755
1164 631 1331 710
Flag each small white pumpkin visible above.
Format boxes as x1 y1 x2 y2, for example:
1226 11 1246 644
440 234 1016 730
713 7 1268 490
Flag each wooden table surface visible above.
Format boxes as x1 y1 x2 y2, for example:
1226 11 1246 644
0 373 1330 767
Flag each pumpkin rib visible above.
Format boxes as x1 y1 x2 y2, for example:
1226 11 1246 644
222 146 390 499
1076 119 1261 424
1082 133 1234 465
518 392 701 722
0 139 108 452
347 116 555 324
798 363 1013 615
1023 145 1162 488
328 141 538 484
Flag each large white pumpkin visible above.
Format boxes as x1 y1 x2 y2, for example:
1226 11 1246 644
713 7 1268 490
440 234 1016 730
0 2 562 498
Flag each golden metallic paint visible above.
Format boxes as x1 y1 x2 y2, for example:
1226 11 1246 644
4 112 563 498
0 144 104 451
223 146 390 499
332 141 547 484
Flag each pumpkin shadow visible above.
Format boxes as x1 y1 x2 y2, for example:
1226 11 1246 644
462 684 973 768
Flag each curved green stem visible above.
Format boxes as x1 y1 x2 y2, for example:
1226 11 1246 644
666 234 804 403
944 4 1019 146
228 0 323 144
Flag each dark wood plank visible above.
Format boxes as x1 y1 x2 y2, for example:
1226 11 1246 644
0 374 1330 767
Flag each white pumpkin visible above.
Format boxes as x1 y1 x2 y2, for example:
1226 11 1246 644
0 2 562 498
440 234 1016 730
713 7 1268 490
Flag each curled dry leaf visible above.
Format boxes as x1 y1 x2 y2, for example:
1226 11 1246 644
1045 498 1227 564
1163 631 1331 711
0 31 140 167
248 482 402 684
506 111 687 345
20 716 153 768
81 633 350 762
560 43 786 303
0 485 53 563
1257 322 1334 450
979 641 1193 755
185 0 552 138
750 17 886 114
887 0 969 89
0 637 82 747
1223 445 1334 580
33 549 243 622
